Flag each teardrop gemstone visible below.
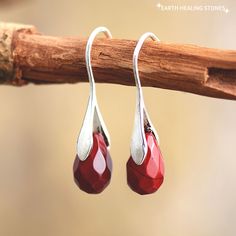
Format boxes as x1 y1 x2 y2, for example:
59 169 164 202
73 132 112 194
127 131 164 195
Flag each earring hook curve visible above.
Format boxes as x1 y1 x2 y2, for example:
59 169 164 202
86 27 112 97
131 32 160 165
133 32 160 100
77 26 112 161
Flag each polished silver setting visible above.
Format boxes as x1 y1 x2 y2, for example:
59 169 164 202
77 27 112 161
131 32 160 165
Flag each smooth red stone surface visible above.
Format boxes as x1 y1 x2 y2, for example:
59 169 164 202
127 131 164 195
73 133 112 194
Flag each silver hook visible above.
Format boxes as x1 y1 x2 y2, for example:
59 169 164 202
77 27 112 161
85 27 112 98
131 32 160 165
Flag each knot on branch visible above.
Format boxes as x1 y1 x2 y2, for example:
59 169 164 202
0 22 36 85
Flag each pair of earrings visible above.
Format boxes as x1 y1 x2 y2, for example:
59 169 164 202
73 27 164 195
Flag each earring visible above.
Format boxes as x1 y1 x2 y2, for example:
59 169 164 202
73 27 113 194
126 32 165 195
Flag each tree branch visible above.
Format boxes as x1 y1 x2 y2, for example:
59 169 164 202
1 22 236 100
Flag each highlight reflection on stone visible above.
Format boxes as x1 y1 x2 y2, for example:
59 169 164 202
73 133 112 194
127 131 164 195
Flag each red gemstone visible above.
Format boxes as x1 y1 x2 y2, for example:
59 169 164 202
127 131 164 195
73 132 112 194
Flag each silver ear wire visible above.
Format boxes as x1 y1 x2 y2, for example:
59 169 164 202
77 27 112 161
131 32 160 165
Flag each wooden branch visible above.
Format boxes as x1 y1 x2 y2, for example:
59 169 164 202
1 22 236 100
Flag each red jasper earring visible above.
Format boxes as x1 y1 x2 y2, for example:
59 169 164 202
73 27 112 194
126 32 165 195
